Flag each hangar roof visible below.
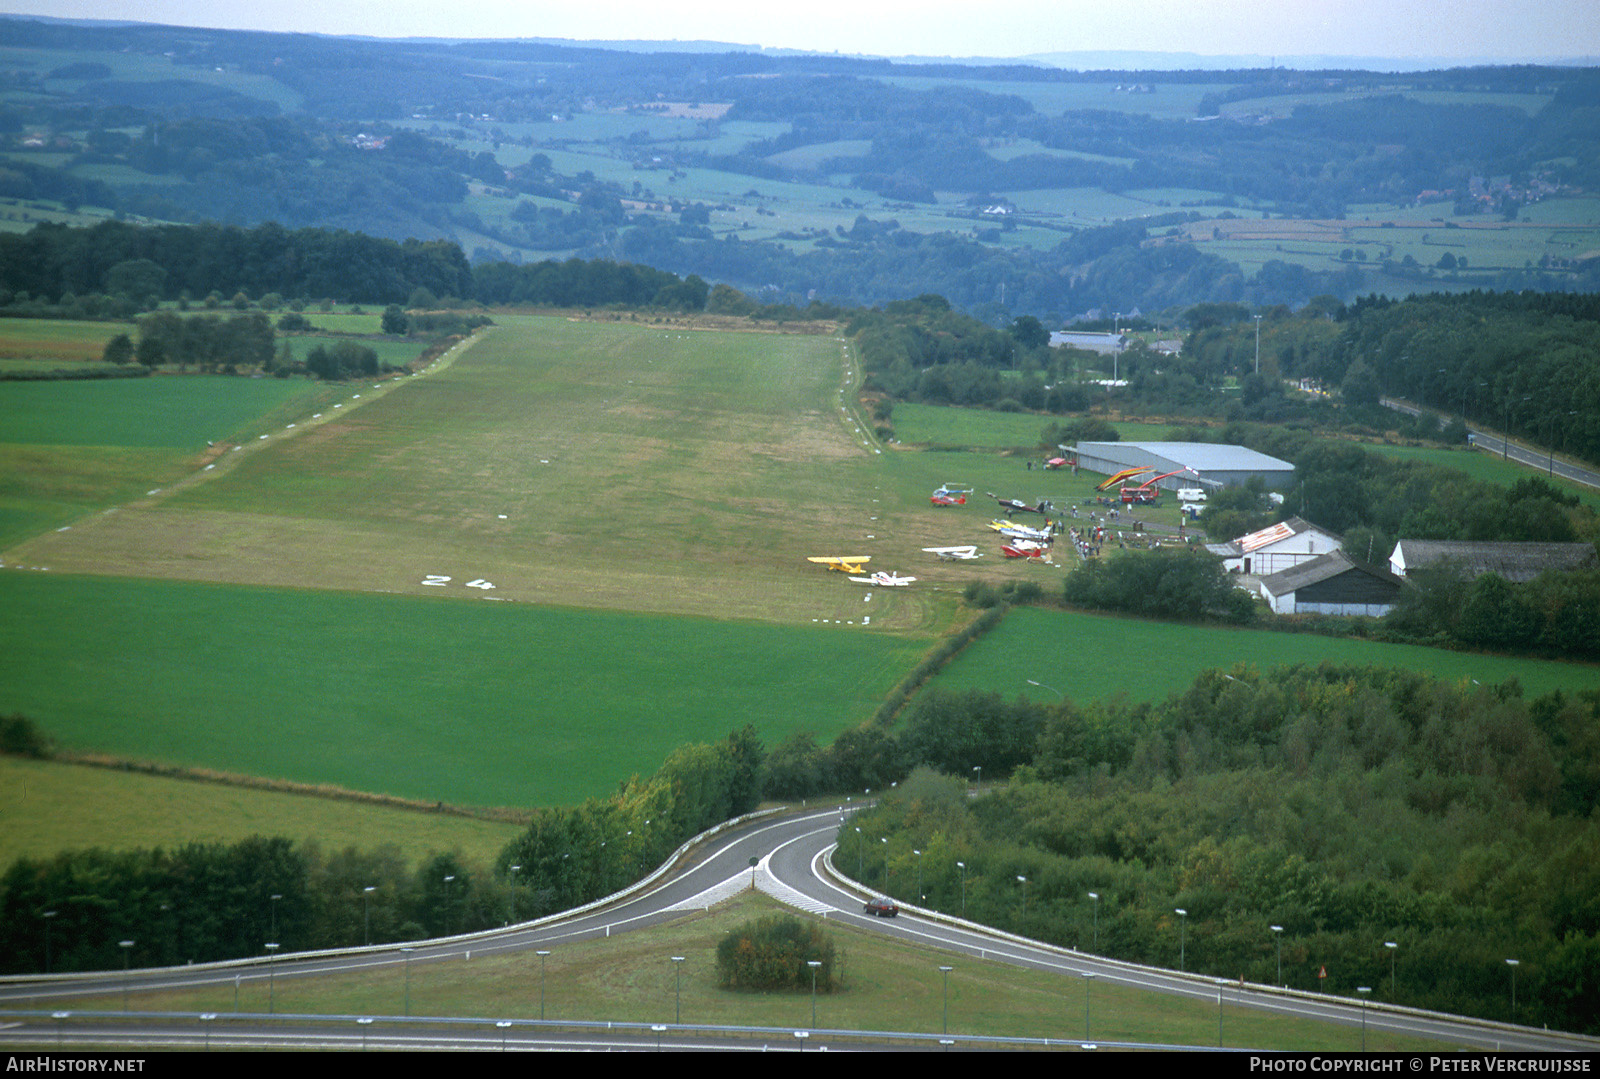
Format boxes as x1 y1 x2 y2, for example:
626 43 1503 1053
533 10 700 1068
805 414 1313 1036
1073 442 1295 474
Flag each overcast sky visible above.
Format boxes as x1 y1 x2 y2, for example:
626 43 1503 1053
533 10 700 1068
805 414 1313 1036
6 0 1599 64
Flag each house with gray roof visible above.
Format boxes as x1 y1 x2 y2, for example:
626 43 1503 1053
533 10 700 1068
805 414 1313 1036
1388 540 1597 583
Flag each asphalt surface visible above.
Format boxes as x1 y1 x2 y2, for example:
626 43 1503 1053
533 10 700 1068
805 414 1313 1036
3 804 1596 1052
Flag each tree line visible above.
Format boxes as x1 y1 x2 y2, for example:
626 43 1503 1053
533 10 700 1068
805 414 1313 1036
838 666 1600 1034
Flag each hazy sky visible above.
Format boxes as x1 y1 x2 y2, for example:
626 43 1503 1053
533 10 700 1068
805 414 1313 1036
6 0 1599 63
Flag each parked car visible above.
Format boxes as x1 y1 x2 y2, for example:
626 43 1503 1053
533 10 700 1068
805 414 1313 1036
864 897 899 918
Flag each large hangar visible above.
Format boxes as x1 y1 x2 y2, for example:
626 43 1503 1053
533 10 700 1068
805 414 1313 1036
1071 441 1296 491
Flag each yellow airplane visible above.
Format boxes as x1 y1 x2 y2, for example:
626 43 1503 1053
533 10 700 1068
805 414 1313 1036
808 556 871 574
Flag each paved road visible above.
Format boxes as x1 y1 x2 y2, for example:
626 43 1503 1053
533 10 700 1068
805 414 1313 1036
1381 398 1600 490
3 805 1595 1052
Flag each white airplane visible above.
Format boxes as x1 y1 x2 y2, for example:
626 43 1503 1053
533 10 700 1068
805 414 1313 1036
849 571 917 587
923 545 982 561
990 519 1053 542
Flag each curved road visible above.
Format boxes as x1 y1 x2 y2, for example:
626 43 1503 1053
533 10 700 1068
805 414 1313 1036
3 805 1595 1052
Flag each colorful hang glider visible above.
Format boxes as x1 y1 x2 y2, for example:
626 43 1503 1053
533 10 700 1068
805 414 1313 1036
1096 466 1153 491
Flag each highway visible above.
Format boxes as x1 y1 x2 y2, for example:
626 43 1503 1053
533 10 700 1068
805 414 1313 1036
3 804 1596 1052
1380 398 1600 491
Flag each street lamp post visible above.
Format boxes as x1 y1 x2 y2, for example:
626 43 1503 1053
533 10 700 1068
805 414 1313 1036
362 886 376 946
1386 941 1398 998
537 949 551 1021
957 861 968 916
41 910 57 974
1083 972 1095 1041
1271 925 1284 985
1357 986 1372 1050
881 837 889 892
1017 875 1028 914
1507 959 1519 1018
1175 908 1188 972
808 960 822 1028
269 894 281 942
1087 892 1100 952
1253 314 1262 375
119 940 134 1011
938 965 954 1034
671 956 686 1024
264 942 280 1014
914 849 923 903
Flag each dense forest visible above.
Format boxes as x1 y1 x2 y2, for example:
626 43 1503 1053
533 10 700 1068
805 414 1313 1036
837 669 1600 1034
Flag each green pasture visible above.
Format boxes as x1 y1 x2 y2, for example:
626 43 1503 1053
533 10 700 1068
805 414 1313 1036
0 375 335 448
0 374 346 545
93 891 1450 1051
0 757 520 868
931 605 1600 706
0 572 923 809
0 318 125 363
281 333 424 370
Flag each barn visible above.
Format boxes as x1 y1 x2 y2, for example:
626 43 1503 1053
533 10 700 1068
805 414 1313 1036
1258 551 1406 616
1070 442 1296 492
1388 540 1598 583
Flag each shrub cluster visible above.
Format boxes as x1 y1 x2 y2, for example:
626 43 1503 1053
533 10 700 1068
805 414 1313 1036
716 915 836 992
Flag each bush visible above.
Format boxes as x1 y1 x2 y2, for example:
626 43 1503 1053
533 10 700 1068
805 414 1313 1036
0 714 48 758
716 915 835 991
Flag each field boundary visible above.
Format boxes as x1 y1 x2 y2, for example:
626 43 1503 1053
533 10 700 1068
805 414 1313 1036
32 748 533 824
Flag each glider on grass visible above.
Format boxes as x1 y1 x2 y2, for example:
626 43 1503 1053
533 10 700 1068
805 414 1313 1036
989 519 1053 542
808 555 870 575
987 492 1047 515
849 571 917 587
1096 467 1153 491
924 545 982 561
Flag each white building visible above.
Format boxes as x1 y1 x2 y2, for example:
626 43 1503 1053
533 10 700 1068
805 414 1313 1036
1209 517 1343 576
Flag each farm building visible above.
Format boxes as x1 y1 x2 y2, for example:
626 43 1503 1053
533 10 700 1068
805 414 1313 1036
1071 442 1296 493
1388 540 1598 583
1207 516 1343 576
1258 551 1405 616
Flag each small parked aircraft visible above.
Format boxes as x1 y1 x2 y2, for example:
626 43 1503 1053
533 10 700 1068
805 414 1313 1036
989 519 1053 541
988 493 1047 515
930 484 972 506
923 545 982 561
849 571 917 587
1002 540 1051 559
808 555 870 574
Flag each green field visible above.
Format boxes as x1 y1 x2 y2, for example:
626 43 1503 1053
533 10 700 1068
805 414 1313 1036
0 318 124 365
934 605 1600 705
0 757 520 868
0 571 921 808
